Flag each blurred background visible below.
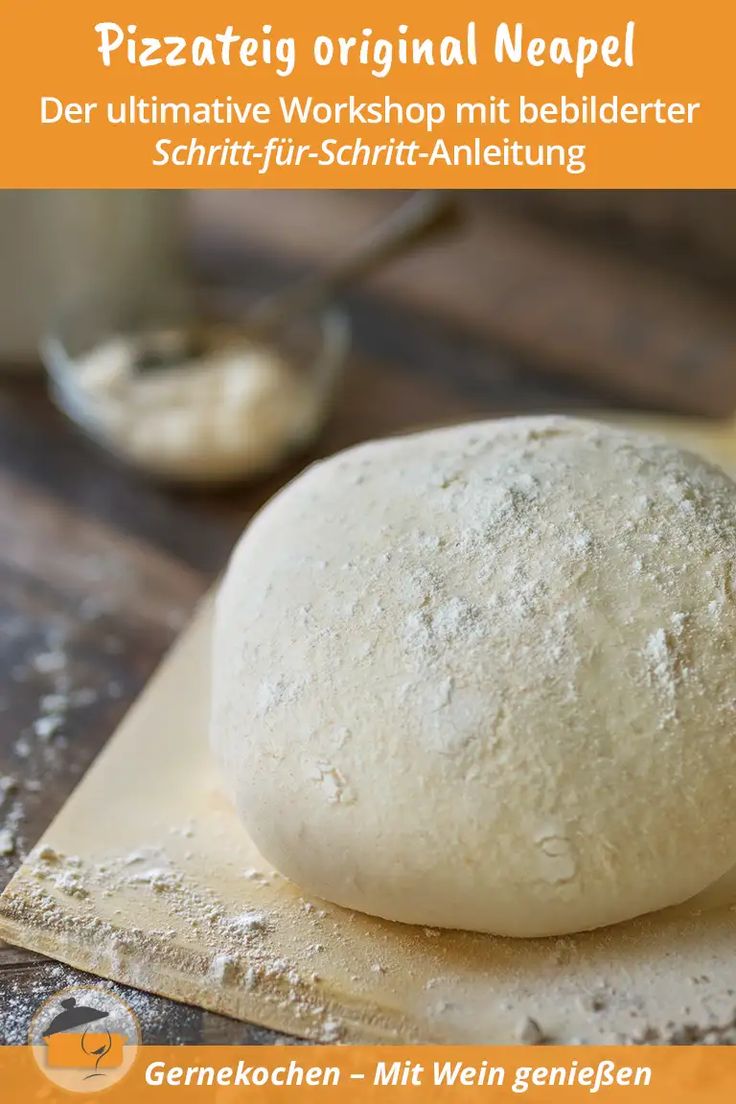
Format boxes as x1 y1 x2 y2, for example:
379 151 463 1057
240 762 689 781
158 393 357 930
1 188 735 1039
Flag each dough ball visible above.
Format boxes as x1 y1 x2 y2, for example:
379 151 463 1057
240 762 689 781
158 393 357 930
211 416 736 937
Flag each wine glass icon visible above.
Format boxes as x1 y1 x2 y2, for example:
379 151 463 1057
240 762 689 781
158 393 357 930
81 1025 113 1079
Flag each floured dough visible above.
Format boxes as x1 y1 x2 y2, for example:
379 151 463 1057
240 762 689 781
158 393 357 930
211 416 736 937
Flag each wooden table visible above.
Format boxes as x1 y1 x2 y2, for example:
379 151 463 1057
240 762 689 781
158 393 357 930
1 193 734 1043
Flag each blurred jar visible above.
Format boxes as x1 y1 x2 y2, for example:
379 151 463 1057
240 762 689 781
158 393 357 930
0 191 185 368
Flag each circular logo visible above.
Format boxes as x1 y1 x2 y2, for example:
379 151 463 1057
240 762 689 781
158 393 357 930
28 985 140 1093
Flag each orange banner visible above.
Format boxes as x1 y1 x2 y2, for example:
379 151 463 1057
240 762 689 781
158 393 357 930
0 0 733 187
1 1045 736 1102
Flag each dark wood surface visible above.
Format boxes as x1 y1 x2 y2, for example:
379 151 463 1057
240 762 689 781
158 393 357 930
1 192 734 1044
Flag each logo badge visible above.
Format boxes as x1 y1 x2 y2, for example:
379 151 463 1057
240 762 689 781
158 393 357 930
28 985 140 1092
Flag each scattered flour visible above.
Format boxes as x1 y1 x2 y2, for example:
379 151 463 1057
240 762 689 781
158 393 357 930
3 844 350 1044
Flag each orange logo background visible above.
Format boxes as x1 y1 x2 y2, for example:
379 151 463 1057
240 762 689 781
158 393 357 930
45 1031 125 1071
27 986 140 1094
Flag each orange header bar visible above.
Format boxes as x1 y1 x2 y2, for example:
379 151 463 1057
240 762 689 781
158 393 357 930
0 0 733 187
2 1045 736 1102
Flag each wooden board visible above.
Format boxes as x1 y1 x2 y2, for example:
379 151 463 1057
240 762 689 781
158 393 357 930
1 413 736 1046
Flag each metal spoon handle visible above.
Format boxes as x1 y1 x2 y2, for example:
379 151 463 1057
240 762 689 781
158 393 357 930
249 190 462 331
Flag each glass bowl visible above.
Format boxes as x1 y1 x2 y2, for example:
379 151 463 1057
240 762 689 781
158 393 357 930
41 289 350 487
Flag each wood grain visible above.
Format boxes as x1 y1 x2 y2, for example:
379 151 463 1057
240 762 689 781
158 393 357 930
191 191 736 415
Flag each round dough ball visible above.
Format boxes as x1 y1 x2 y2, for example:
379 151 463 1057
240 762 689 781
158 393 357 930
211 416 736 937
